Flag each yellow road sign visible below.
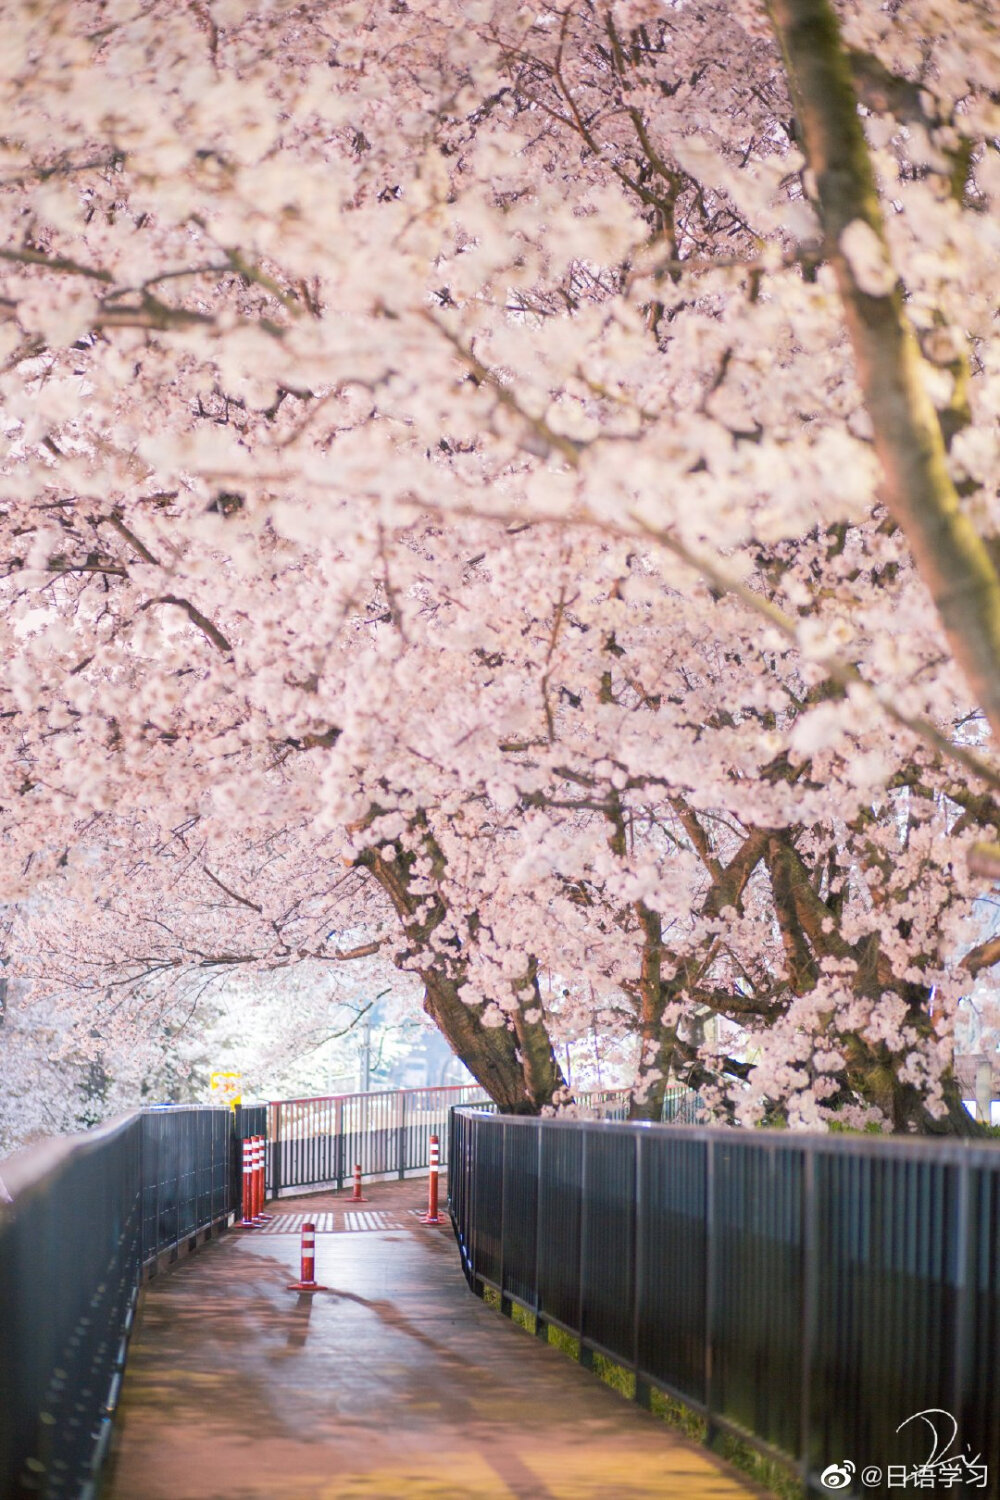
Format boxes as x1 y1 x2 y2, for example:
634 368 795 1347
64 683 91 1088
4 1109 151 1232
210 1071 242 1110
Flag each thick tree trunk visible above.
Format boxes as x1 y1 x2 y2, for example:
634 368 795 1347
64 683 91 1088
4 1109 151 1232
629 904 678 1121
358 843 565 1113
840 1032 983 1137
421 971 546 1113
629 815 771 1120
762 831 985 1135
767 0 1000 742
510 959 567 1110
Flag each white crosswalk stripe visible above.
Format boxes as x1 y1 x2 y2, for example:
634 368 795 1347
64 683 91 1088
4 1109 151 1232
249 1210 397 1235
344 1211 391 1232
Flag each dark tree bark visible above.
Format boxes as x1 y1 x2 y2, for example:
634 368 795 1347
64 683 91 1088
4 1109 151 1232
357 839 565 1114
767 0 1000 740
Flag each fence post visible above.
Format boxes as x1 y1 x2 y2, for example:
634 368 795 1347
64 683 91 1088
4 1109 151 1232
470 1111 483 1296
335 1097 344 1190
950 1152 971 1457
271 1103 282 1197
799 1144 817 1491
534 1122 547 1340
448 1106 455 1218
154 1112 163 1272
578 1128 592 1368
633 1130 650 1406
705 1135 716 1445
499 1120 508 1312
397 1091 407 1180
140 1112 149 1265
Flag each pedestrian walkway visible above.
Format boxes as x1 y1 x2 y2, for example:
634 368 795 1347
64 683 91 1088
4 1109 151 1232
103 1179 762 1500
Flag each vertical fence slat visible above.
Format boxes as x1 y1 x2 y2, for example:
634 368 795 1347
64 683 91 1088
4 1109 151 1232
799 1144 816 1489
705 1132 716 1444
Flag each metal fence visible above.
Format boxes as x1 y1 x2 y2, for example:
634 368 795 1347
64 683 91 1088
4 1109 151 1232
662 1084 705 1123
579 1085 705 1123
266 1084 489 1194
0 1106 236 1500
449 1110 1000 1497
263 1083 691 1194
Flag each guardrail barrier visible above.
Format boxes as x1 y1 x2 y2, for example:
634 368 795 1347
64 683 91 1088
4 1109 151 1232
0 1080 706 1497
264 1083 701 1195
265 1084 490 1194
0 1106 235 1500
449 1109 1000 1498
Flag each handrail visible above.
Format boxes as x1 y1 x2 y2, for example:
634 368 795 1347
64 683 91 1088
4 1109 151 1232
448 1108 1000 1496
268 1081 491 1107
1 1106 237 1500
266 1083 490 1194
0 1109 138 1207
261 1084 676 1195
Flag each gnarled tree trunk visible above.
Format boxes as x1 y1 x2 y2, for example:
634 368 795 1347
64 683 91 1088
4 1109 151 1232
357 839 565 1114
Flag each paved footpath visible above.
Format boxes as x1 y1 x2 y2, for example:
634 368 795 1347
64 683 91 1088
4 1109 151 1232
103 1178 761 1500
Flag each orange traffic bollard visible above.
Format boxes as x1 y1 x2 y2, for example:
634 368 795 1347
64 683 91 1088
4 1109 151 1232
240 1137 256 1227
251 1136 262 1223
420 1134 443 1224
254 1136 272 1222
287 1222 329 1292
346 1163 367 1202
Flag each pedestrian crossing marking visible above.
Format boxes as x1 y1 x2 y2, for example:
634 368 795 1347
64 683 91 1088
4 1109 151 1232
344 1211 391 1232
250 1211 397 1235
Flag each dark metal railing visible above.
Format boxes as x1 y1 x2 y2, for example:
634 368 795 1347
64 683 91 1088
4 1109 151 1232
0 1106 236 1500
264 1083 692 1194
0 1083 709 1496
449 1110 1000 1497
266 1084 489 1194
579 1084 705 1122
662 1083 705 1123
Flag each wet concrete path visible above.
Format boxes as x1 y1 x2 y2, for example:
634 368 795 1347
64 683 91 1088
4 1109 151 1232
103 1178 761 1500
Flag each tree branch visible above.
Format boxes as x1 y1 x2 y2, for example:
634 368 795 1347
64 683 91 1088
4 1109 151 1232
767 0 1000 744
141 595 233 655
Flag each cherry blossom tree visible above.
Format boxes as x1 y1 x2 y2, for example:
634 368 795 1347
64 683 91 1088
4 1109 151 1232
2 0 1000 1133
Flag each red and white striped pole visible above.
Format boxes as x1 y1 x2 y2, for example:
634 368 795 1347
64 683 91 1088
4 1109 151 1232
420 1134 443 1224
240 1137 256 1228
254 1136 272 1222
249 1136 261 1223
286 1221 329 1292
347 1162 367 1203
250 1136 260 1223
